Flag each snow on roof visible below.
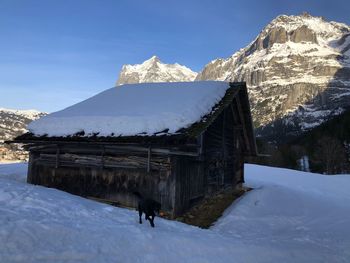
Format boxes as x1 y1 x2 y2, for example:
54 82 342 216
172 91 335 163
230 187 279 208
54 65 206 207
28 81 231 137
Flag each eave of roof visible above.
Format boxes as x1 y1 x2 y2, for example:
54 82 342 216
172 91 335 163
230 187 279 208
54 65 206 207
183 83 242 138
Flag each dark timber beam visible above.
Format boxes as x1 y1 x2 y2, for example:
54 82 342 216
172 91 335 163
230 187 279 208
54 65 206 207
234 96 251 153
8 140 199 157
230 104 244 149
222 109 227 185
55 146 60 168
9 140 198 152
101 145 106 168
27 144 58 151
104 145 199 157
147 146 151 172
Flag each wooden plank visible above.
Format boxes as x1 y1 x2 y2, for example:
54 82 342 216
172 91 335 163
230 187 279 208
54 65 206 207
37 153 172 170
147 147 151 173
55 147 60 168
26 142 199 157
233 98 251 153
105 145 199 157
27 144 57 151
9 139 198 149
222 109 226 185
101 146 105 168
27 152 36 183
197 132 204 160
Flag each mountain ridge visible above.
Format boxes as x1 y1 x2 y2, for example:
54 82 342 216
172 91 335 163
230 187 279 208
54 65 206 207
117 13 350 139
0 108 45 162
116 56 198 85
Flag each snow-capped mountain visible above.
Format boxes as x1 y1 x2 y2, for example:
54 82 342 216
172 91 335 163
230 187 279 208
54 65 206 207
0 108 45 161
116 56 197 85
196 13 350 138
115 13 350 139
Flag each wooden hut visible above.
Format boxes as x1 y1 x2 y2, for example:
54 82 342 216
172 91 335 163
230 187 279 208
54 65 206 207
12 81 257 217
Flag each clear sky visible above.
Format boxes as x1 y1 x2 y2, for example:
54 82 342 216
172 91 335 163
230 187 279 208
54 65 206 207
1 0 350 112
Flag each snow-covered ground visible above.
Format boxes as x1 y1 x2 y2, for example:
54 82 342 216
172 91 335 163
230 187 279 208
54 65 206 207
0 163 349 263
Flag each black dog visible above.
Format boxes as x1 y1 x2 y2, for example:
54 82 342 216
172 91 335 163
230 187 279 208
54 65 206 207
133 192 161 227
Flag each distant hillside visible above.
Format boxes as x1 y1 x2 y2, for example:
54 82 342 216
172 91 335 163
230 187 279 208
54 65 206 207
294 109 350 145
0 108 45 162
291 109 350 173
254 109 350 174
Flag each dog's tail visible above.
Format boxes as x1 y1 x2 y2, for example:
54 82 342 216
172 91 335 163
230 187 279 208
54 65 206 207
133 191 143 199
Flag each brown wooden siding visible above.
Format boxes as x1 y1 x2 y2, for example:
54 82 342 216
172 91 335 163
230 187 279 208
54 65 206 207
28 150 176 214
173 156 205 216
203 103 245 193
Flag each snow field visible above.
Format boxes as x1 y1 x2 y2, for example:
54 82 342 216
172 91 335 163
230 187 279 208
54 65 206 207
0 163 349 263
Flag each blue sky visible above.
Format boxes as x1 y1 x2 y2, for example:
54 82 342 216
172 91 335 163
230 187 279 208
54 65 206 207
1 0 350 112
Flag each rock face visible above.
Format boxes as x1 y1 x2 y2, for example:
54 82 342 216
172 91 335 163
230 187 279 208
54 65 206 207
0 108 45 162
116 56 197 85
114 14 350 139
196 13 350 139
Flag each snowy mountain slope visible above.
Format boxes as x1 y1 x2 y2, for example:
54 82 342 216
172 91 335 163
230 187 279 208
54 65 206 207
1 162 349 263
0 108 45 161
196 13 350 137
116 56 198 85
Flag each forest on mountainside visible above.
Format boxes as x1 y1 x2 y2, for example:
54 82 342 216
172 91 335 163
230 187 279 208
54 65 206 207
252 109 350 174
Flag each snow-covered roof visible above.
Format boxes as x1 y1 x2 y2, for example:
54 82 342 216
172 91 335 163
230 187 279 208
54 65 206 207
28 81 231 137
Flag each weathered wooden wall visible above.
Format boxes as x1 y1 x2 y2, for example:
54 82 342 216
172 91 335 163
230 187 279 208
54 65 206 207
28 148 176 215
173 156 205 215
160 99 246 216
203 102 245 193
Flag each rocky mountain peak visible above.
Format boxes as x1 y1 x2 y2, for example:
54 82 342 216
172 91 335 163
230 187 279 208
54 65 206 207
300 11 313 18
148 55 160 62
248 13 350 54
138 55 161 68
116 56 197 85
196 13 350 139
114 13 350 139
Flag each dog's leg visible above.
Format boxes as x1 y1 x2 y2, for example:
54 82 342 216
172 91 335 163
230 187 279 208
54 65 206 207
149 215 155 228
138 209 143 224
